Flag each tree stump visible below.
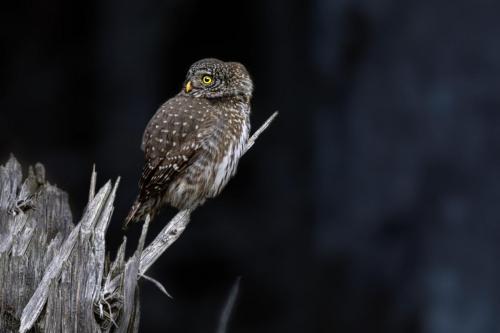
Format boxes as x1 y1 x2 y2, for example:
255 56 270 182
0 157 145 332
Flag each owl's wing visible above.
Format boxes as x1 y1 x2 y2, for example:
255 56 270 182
141 114 155 152
124 141 201 228
137 95 219 200
140 98 174 151
140 133 148 151
139 140 200 198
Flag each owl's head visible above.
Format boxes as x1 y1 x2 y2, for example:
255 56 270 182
183 58 253 101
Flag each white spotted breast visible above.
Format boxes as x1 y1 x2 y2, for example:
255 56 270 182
208 104 250 197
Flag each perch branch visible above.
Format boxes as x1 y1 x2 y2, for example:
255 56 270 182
139 209 191 275
243 111 278 154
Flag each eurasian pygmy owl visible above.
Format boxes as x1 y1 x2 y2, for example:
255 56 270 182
124 58 253 228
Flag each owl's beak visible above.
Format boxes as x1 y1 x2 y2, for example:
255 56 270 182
185 81 192 93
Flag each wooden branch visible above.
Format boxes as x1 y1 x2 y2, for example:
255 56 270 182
0 111 277 332
139 209 191 276
244 111 278 155
0 159 139 333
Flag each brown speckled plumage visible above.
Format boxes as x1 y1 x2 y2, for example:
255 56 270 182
124 58 252 228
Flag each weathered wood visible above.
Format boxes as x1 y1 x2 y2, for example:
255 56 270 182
0 112 277 332
0 159 140 333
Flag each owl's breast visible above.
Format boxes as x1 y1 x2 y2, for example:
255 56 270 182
208 110 250 197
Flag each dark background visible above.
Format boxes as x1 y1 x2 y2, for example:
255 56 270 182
1 0 500 332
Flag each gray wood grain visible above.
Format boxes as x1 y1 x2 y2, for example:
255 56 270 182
0 158 140 333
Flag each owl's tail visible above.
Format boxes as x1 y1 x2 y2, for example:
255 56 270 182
123 197 159 230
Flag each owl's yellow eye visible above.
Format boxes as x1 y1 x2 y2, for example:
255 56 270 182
201 75 213 85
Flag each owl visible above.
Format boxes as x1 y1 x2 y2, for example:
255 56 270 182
124 58 253 228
